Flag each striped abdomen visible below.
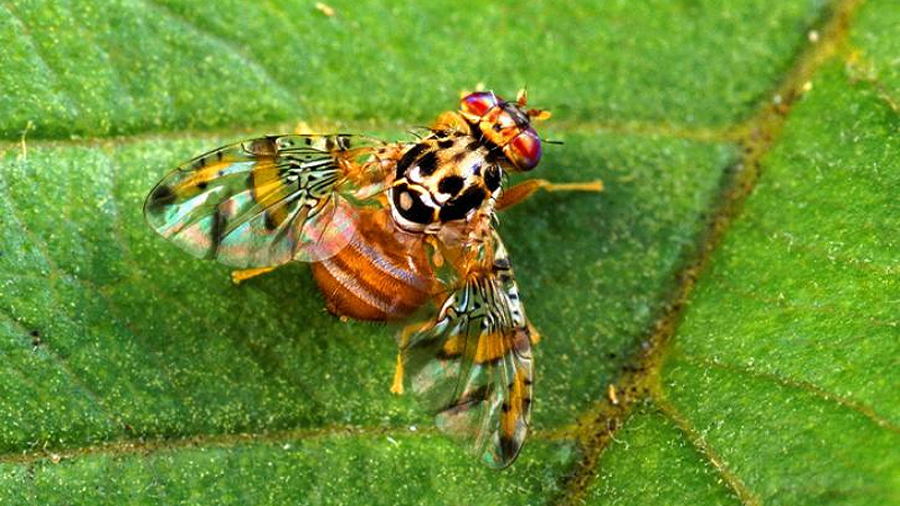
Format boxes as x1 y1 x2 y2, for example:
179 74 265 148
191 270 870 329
310 209 436 321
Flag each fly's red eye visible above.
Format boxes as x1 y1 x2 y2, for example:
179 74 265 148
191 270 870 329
460 91 499 121
504 129 542 171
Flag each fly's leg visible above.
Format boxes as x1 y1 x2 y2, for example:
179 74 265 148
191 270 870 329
390 353 406 395
390 320 434 395
496 178 604 211
231 266 278 285
527 321 542 345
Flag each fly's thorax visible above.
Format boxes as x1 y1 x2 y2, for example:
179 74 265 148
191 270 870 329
389 134 503 233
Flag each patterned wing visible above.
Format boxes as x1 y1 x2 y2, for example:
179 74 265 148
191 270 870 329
400 230 535 468
144 135 386 268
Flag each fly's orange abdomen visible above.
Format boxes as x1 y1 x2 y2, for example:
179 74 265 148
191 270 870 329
311 209 435 321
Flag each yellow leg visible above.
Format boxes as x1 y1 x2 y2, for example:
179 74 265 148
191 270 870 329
231 266 277 285
390 320 434 394
527 321 542 345
496 178 603 211
390 353 405 395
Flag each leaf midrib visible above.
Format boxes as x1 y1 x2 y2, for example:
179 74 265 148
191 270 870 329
552 0 872 504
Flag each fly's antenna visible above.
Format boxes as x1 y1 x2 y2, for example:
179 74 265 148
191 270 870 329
516 86 529 106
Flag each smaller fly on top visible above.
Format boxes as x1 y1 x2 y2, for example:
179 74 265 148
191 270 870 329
456 89 551 172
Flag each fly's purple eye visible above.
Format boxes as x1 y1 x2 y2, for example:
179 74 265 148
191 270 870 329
504 129 542 171
460 91 499 121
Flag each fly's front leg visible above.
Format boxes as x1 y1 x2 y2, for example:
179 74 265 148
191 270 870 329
496 178 604 211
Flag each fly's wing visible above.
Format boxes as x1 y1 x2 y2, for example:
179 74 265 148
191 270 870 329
144 135 390 268
400 230 535 468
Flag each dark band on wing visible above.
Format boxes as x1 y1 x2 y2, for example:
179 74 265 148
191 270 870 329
437 384 492 416
251 159 289 231
147 184 177 211
210 207 227 254
246 137 278 156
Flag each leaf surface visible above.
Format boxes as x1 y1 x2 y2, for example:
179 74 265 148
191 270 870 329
1 0 896 504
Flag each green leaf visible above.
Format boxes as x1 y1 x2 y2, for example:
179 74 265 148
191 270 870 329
1 0 823 138
652 62 899 506
1 0 896 504
849 0 900 107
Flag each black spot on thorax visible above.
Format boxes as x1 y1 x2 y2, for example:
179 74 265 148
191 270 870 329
415 151 439 176
437 138 455 149
392 183 436 225
439 186 487 222
484 165 501 192
396 143 428 179
438 175 464 196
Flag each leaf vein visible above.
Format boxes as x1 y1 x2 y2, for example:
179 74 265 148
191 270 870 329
139 0 297 105
677 353 898 432
0 1 79 120
655 397 763 506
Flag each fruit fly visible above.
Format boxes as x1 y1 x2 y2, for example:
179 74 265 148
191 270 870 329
144 90 602 468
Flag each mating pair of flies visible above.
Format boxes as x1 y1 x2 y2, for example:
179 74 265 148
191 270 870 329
145 90 602 468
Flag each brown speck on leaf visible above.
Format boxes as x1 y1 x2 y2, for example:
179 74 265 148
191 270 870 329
607 384 619 406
